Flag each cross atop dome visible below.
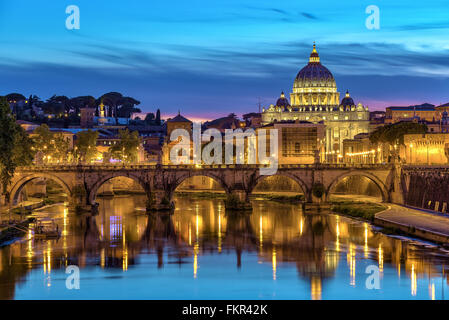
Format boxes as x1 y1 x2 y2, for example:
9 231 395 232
309 42 320 63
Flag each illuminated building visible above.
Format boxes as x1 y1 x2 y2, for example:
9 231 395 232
257 121 325 164
342 133 387 164
262 44 370 160
385 104 438 124
162 112 193 164
403 133 449 165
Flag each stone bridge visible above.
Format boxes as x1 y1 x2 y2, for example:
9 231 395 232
6 163 408 211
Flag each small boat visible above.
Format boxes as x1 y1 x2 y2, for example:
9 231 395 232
34 218 61 239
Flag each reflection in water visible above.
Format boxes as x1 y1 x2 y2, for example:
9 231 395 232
1 195 449 299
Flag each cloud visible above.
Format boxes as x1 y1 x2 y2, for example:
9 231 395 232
1 40 449 116
393 21 449 31
301 12 318 20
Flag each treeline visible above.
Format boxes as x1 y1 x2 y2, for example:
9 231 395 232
5 91 161 126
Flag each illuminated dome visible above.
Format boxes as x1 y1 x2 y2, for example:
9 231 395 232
290 43 340 107
293 43 337 91
340 91 355 107
275 92 290 108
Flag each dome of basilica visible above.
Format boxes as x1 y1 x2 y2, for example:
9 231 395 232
293 43 336 90
275 92 290 108
340 91 355 107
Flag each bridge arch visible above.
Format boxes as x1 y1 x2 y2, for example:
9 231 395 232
326 171 389 202
88 172 149 205
172 172 230 195
9 173 72 205
249 172 309 198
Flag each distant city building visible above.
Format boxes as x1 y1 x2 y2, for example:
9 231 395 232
261 44 370 157
162 113 193 164
404 133 449 165
257 121 325 164
437 102 449 114
17 120 39 132
385 104 438 124
203 114 243 133
342 133 387 164
80 107 96 128
165 112 192 137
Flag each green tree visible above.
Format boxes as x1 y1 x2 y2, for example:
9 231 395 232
33 125 71 163
109 129 140 163
53 134 71 163
116 97 141 118
5 93 26 102
33 124 54 161
0 97 34 204
74 130 99 163
42 95 69 117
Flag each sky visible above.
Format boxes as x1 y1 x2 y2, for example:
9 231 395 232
0 0 449 121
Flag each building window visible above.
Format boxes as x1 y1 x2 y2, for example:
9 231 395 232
281 127 317 158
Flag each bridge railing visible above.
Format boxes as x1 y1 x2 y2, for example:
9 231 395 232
17 163 394 171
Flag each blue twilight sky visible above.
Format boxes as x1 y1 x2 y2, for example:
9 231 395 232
0 0 449 121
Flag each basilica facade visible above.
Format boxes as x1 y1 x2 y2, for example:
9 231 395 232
262 44 370 160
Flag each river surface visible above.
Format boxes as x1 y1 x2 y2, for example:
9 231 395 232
1 195 449 300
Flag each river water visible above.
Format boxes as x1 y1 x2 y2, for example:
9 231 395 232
1 195 449 300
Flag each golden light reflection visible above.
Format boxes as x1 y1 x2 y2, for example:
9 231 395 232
311 276 322 300
272 247 277 280
193 243 199 279
428 282 436 300
101 248 105 269
364 223 369 258
259 216 263 252
336 217 340 252
378 244 384 274
347 243 356 286
411 264 417 296
122 227 128 271
63 207 68 236
26 228 33 269
188 223 192 246
46 241 52 274
63 206 68 254
299 216 304 236
218 213 222 253
195 214 199 239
